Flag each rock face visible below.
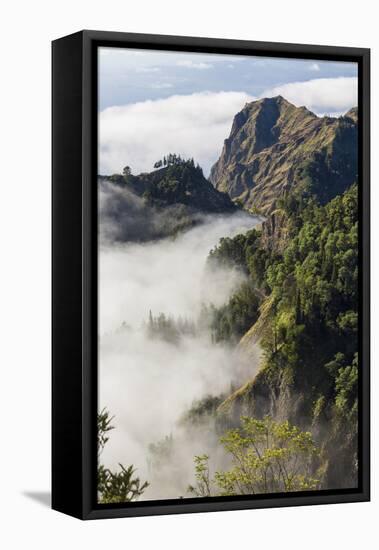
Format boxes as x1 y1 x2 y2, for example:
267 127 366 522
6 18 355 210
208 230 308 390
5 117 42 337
210 96 358 214
345 106 358 123
209 100 359 489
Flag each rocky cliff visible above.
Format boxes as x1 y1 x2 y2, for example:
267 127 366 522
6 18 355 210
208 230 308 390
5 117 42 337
210 96 358 214
207 98 359 489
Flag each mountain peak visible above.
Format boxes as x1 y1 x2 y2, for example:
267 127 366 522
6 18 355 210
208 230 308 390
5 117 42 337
344 106 358 123
210 96 358 213
218 96 318 176
263 94 288 104
255 95 317 116
243 95 290 113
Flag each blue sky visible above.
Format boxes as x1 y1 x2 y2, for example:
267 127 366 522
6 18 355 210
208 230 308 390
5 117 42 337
98 47 358 175
99 47 357 109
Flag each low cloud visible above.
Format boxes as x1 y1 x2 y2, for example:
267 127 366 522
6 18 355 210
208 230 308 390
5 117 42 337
99 91 254 176
99 78 357 178
99 211 262 497
262 76 357 115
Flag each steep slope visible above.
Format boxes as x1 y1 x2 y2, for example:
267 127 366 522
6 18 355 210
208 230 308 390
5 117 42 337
206 100 359 488
210 96 358 214
211 184 359 489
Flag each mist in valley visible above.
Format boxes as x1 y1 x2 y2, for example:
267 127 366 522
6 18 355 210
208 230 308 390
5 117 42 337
99 187 262 499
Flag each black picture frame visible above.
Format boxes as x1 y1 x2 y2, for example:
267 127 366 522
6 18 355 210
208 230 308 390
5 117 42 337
52 30 370 520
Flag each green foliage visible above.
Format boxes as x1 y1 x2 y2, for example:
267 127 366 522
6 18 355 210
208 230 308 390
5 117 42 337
97 407 114 454
97 409 149 503
312 395 326 423
98 464 149 504
189 416 322 497
207 227 272 292
334 353 358 420
154 153 191 169
179 395 225 427
145 160 203 204
207 229 267 343
188 455 212 497
260 185 358 410
138 154 233 212
208 229 261 274
206 183 358 435
210 282 260 343
268 187 357 409
112 154 234 213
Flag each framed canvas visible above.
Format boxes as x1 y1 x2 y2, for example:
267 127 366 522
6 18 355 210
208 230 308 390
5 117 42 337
52 30 370 520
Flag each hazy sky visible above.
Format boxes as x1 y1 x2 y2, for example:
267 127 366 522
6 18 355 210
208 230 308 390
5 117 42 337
98 47 358 175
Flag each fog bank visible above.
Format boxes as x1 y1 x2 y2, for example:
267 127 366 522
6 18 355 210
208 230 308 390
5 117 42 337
99 211 262 499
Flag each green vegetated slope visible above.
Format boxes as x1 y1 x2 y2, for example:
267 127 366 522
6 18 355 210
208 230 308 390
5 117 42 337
104 156 235 213
206 97 359 488
210 96 358 215
99 156 237 243
212 186 358 488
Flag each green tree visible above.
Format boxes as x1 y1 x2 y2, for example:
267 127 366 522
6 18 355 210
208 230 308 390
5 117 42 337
188 455 212 497
189 416 322 497
210 282 260 343
97 409 149 503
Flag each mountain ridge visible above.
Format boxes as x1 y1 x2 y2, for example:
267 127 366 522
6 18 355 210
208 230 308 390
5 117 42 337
205 97 359 488
100 158 236 214
99 158 238 243
210 96 358 214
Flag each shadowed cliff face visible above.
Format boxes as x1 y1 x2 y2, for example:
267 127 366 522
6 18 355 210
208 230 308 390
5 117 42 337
210 96 358 214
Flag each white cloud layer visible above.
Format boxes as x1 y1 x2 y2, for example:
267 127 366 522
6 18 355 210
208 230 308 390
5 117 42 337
99 91 254 175
263 76 357 115
99 213 262 497
99 78 358 176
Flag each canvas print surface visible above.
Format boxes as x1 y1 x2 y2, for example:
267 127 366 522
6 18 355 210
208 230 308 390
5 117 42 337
97 47 359 504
